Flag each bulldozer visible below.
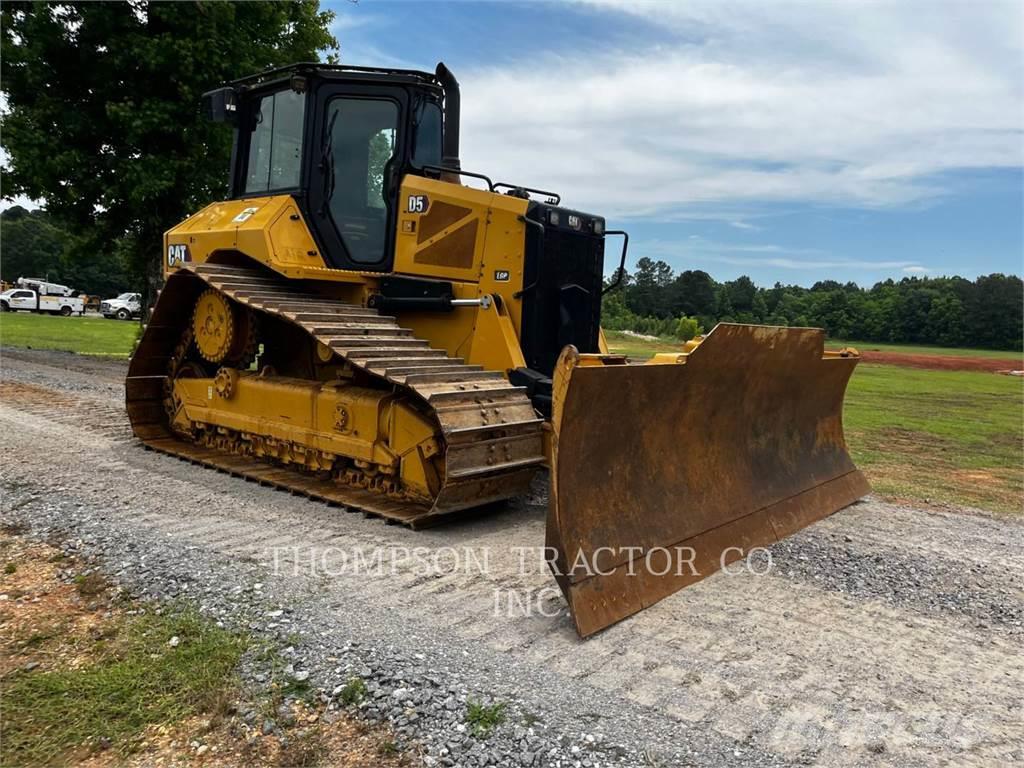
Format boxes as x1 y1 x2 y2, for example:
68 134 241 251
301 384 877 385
126 62 869 637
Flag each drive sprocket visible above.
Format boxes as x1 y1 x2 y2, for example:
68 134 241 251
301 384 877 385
191 288 257 366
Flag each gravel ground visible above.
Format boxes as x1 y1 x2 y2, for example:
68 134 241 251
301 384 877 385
1 347 1022 768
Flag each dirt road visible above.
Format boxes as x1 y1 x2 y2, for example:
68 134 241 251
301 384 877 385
2 347 1021 767
858 350 1022 373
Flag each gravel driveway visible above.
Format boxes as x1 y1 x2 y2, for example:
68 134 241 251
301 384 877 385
2 347 1021 768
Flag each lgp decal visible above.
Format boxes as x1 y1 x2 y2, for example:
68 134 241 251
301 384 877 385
231 206 260 224
167 243 191 267
494 270 510 282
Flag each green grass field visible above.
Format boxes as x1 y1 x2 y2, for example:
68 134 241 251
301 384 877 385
605 330 1024 514
843 364 1022 514
0 312 138 357
827 338 1022 360
603 331 682 359
2 608 247 765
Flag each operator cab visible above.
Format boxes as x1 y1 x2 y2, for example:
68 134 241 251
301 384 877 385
205 63 449 273
205 63 626 390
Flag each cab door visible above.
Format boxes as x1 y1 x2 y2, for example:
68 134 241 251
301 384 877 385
306 84 409 272
10 290 35 310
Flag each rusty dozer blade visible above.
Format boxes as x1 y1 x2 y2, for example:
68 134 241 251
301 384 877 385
546 323 870 637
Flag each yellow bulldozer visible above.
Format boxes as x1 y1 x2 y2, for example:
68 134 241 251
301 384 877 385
126 62 868 637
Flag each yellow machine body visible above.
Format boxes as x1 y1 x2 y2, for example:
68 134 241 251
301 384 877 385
128 64 868 637
162 177 544 373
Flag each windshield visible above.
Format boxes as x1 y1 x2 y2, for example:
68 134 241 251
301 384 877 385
117 293 135 300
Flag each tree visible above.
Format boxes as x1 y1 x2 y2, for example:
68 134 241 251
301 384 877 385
669 269 716 317
714 284 734 321
367 129 394 207
1 1 337 294
627 257 674 317
726 276 757 313
600 288 638 331
0 206 136 296
0 207 67 283
751 292 769 323
675 316 702 342
966 274 1023 350
925 292 966 347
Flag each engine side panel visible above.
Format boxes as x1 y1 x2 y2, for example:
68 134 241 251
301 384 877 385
164 195 368 285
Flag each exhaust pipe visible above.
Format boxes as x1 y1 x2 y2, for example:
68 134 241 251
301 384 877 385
435 62 461 170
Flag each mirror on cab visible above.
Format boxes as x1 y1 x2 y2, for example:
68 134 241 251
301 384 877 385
203 87 238 125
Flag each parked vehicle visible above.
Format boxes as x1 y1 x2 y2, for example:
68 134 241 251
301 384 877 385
101 292 142 320
0 287 85 316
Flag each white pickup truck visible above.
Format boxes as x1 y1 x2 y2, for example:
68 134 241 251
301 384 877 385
0 287 85 316
100 292 142 320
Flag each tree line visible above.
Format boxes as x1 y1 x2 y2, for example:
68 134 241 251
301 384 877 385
603 257 1023 351
0 206 132 297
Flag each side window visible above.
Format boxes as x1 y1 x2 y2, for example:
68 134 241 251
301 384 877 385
412 101 442 168
245 89 305 193
324 98 399 264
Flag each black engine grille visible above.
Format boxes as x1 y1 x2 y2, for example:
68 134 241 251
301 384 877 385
518 202 605 378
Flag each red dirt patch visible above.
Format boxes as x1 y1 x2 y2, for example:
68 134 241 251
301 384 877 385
859 350 1023 373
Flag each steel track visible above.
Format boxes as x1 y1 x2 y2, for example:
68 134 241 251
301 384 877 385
125 262 545 527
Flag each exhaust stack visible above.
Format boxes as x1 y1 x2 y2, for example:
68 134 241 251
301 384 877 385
435 62 461 170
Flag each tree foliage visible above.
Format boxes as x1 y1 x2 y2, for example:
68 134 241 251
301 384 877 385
0 206 133 296
0 206 66 284
604 260 1023 351
1 1 337 290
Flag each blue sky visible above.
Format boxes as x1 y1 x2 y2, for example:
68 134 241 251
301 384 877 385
328 0 1024 287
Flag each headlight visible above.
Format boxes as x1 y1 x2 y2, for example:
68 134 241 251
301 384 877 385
593 219 605 235
548 210 560 226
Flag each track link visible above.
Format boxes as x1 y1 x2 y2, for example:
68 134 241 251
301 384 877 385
126 263 545 527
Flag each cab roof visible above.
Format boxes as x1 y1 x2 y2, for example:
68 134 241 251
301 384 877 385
229 62 441 91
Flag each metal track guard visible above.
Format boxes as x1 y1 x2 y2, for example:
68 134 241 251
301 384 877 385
546 324 870 637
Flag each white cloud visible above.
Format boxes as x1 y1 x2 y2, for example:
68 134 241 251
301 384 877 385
331 12 380 33
637 237 926 273
456 1 1023 221
729 220 760 231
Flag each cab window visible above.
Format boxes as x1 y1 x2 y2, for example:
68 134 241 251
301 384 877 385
412 101 442 167
323 97 399 264
245 89 305 193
